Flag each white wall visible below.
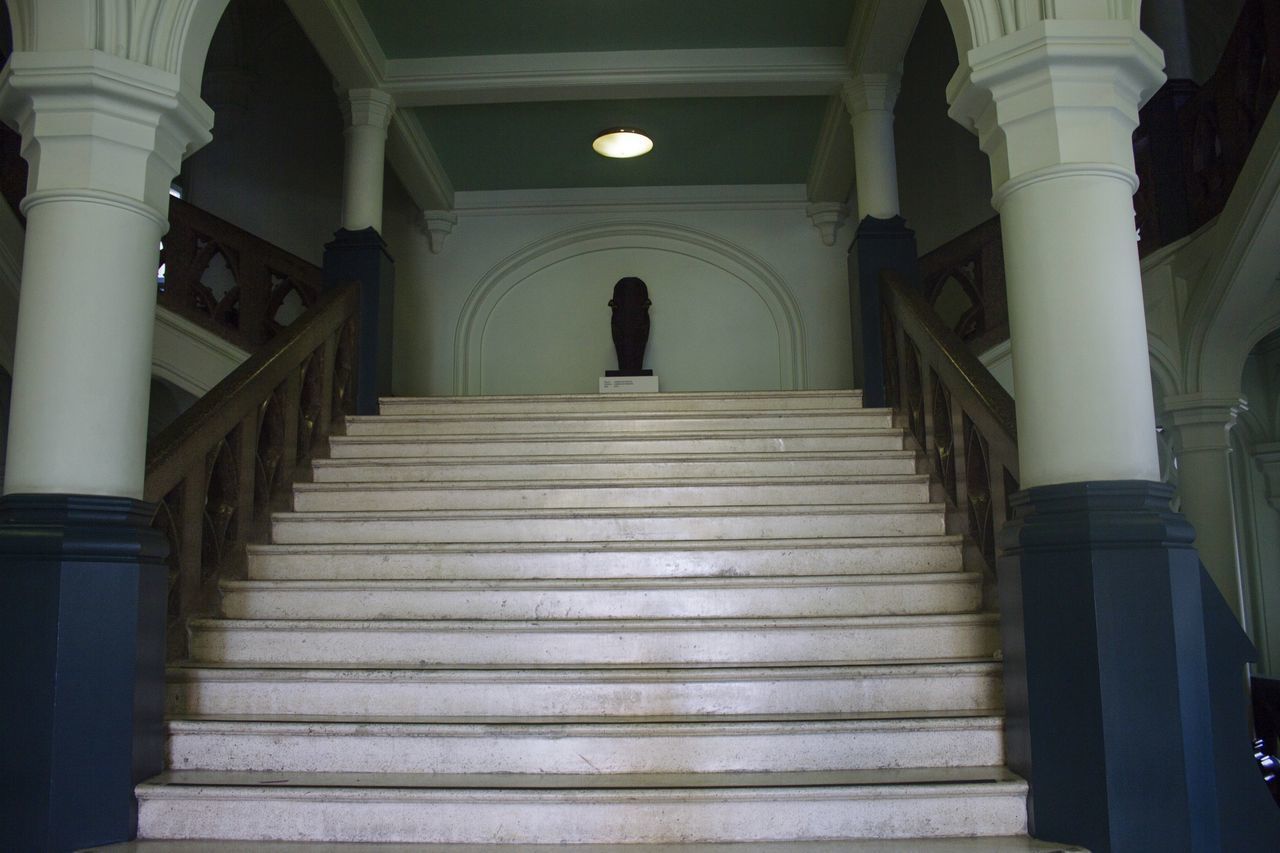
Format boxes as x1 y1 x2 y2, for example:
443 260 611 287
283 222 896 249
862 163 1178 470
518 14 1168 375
392 186 853 397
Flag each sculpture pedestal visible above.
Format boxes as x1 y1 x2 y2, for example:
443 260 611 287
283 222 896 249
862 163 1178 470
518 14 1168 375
600 375 660 393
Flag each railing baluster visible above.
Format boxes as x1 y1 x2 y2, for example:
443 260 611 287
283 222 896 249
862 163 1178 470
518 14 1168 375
318 333 337 444
231 411 258 576
280 370 301 494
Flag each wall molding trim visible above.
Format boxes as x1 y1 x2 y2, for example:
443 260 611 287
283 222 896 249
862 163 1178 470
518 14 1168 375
453 219 808 394
453 184 809 216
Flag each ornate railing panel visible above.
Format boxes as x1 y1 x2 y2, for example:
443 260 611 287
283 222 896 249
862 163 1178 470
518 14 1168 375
918 217 1007 354
882 270 1019 585
159 198 323 350
145 281 358 659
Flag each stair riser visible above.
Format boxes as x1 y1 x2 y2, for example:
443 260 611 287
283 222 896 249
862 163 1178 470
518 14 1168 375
247 541 964 580
327 434 905 459
166 720 1005 775
379 393 864 416
341 412 892 437
187 621 1000 667
169 669 1003 719
219 579 981 620
137 785 1028 843
291 481 931 512
311 456 920 483
270 510 945 545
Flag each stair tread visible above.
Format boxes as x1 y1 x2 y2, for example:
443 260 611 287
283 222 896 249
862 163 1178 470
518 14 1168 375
248 534 963 554
272 502 944 522
293 474 930 491
165 708 1004 725
313 449 918 465
106 838 1082 851
190 613 999 630
141 766 1023 793
166 714 1005 733
222 572 980 591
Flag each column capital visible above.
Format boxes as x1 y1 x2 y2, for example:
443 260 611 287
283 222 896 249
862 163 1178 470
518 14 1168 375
0 49 214 222
1161 393 1247 453
944 18 1165 201
339 87 396 131
419 209 457 254
840 72 901 117
805 202 848 247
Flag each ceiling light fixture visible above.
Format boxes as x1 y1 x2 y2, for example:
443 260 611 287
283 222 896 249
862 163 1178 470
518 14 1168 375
592 128 653 159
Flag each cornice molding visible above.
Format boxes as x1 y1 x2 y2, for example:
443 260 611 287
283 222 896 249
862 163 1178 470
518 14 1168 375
281 0 385 88
382 47 848 106
452 184 809 216
386 112 454 212
805 94 855 204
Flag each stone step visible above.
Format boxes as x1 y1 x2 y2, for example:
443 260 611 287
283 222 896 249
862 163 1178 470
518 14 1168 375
167 662 1003 719
135 768 1028 844
219 573 982 620
246 535 965 580
269 504 947 545
341 409 892 438
379 390 864 416
326 430 905 459
290 476 932 512
309 450 921 483
165 715 1005 775
186 614 1000 668
115 836 1087 851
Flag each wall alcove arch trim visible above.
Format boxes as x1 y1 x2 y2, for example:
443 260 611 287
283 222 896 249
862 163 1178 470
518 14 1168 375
453 219 808 394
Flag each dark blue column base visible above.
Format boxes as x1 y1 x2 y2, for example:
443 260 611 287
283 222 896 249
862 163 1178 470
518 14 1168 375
324 227 395 415
999 481 1280 852
0 494 169 852
847 215 918 408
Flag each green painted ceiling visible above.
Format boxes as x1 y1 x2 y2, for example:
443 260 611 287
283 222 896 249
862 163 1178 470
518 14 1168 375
415 97 829 191
358 0 854 58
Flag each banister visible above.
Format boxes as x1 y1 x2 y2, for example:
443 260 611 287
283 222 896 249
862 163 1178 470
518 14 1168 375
881 268 1019 579
145 278 359 659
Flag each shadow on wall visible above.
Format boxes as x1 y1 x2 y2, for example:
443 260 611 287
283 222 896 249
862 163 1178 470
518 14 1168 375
149 376 198 440
0 366 9 490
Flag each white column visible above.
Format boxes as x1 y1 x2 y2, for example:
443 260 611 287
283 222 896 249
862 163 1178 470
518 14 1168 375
339 88 395 233
1163 394 1247 616
841 73 902 221
0 51 213 499
946 18 1166 488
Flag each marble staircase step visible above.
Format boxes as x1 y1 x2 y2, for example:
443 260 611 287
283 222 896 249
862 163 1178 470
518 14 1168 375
245 535 965 580
100 837 1086 851
269 503 946 545
290 475 931 512
219 572 982 620
340 409 891 438
134 767 1029 844
309 450 921 483
186 613 1000 668
164 715 1006 775
326 429 905 459
167 662 1004 719
378 389 864 416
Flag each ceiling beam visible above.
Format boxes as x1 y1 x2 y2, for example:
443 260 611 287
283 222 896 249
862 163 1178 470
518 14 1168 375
281 0 453 211
806 94 855 204
846 0 928 74
382 48 851 107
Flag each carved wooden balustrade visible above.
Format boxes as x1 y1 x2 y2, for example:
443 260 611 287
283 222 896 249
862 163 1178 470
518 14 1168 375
159 197 323 350
881 270 1019 589
144 280 359 659
917 217 1007 355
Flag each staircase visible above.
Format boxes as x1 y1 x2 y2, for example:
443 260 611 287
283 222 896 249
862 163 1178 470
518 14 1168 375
136 389 1036 846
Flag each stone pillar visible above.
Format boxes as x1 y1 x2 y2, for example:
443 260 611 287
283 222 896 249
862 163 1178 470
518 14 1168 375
942 6 1280 849
326 89 397 414
339 88 394 233
841 73 917 408
1162 393 1247 616
0 49 213 851
844 74 902 222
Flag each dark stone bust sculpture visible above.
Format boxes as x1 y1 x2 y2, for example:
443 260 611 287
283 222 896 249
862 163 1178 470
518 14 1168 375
607 276 652 376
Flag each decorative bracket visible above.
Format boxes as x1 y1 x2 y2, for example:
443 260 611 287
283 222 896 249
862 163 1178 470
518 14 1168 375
420 210 458 254
805 202 848 247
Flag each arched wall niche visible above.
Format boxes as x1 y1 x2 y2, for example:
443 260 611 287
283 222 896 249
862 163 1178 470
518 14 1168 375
453 220 808 395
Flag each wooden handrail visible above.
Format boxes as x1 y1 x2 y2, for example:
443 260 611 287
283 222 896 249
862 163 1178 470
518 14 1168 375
145 279 359 659
881 269 1019 579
